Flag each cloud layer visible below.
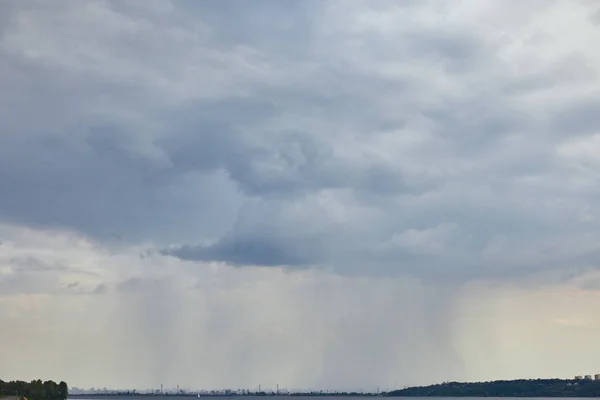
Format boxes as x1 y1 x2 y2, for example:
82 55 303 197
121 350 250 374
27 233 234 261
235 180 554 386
2 0 600 281
2 0 600 390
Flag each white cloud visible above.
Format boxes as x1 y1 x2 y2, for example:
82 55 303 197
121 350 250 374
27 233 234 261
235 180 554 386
558 133 600 165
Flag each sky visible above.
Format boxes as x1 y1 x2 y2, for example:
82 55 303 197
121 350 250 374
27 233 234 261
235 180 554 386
1 0 600 392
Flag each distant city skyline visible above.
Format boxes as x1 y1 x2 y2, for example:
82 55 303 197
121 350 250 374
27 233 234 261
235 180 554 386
70 373 600 394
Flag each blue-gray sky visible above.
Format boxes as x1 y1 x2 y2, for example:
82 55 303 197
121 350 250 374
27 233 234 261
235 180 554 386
1 0 600 391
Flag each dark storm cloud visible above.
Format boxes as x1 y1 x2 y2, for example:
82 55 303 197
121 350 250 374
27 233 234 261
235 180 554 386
162 234 316 267
93 283 108 294
1 0 600 282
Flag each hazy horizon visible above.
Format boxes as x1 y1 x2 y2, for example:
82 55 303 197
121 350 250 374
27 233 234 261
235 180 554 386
65 376 600 393
2 0 600 392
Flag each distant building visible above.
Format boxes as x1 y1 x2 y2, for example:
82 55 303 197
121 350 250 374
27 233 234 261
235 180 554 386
584 375 592 380
595 374 600 381
575 376 583 380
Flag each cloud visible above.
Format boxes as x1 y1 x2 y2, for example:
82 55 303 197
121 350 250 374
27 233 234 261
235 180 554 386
8 256 69 273
3 0 600 389
1 1 597 282
3 224 600 390
162 234 315 267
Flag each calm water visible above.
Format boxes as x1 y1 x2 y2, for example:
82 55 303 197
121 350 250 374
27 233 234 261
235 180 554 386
68 397 598 400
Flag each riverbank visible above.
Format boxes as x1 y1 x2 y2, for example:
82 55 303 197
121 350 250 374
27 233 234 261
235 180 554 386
386 379 600 397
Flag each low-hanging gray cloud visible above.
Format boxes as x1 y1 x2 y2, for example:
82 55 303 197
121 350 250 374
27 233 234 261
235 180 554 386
1 0 600 283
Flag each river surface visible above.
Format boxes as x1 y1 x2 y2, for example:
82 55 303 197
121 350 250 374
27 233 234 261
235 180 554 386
68 397 593 400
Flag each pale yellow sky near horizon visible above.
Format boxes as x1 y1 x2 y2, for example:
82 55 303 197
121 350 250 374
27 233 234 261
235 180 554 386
1 223 600 390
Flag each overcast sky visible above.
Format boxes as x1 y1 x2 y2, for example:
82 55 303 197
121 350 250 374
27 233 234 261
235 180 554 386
2 0 600 391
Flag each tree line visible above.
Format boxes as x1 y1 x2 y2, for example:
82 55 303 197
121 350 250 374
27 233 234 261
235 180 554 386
386 379 600 397
0 379 68 400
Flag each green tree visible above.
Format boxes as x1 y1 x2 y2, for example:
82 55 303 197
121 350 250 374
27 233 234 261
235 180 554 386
57 381 68 400
30 380 44 400
44 381 58 399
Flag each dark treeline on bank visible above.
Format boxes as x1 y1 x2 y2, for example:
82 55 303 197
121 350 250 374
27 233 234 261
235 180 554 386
0 379 68 400
386 379 600 397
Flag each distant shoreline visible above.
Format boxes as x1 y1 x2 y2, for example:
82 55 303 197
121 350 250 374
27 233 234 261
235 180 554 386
386 378 600 397
69 379 600 398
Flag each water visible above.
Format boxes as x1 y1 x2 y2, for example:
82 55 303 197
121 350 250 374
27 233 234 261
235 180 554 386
68 397 594 400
